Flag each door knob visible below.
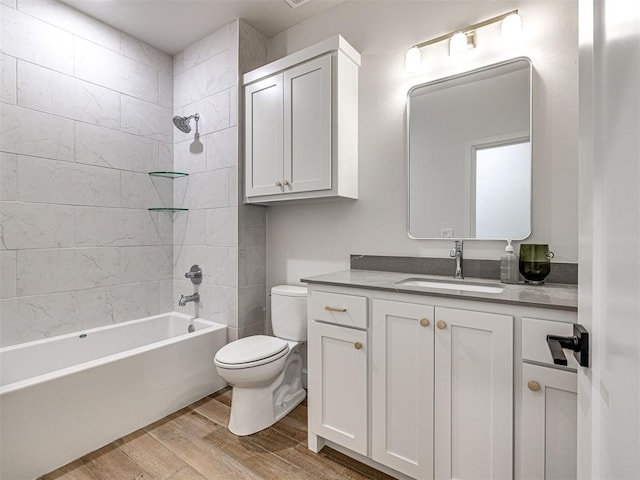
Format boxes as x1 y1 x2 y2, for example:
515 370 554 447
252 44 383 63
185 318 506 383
546 324 589 367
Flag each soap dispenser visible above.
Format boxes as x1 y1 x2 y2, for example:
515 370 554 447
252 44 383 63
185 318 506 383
500 240 519 284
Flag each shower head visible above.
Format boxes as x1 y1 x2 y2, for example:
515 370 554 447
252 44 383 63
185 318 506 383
172 113 199 133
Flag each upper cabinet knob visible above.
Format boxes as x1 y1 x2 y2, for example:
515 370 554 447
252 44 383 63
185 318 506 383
275 181 282 187
436 320 447 330
354 342 363 350
283 180 290 186
528 381 541 392
420 318 430 327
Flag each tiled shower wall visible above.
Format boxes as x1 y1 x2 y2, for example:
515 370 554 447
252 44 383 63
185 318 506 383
0 0 174 346
172 19 268 340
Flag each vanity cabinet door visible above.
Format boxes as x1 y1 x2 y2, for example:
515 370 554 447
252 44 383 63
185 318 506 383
434 307 513 480
371 300 435 480
244 74 284 197
520 363 577 480
308 321 367 455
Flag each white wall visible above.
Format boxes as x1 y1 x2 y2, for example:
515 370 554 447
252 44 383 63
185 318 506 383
264 0 578 288
0 0 174 346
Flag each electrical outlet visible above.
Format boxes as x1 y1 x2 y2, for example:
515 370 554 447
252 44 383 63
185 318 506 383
441 228 454 238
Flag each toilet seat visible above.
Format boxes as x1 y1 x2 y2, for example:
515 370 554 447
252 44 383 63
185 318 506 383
214 335 289 370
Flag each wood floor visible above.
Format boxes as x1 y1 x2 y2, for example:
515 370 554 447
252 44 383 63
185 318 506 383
41 387 396 480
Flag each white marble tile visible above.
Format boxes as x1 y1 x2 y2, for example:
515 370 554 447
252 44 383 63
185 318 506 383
173 245 237 287
1 0 16 8
17 247 121 296
83 282 161 324
121 95 172 142
0 152 17 200
0 5 73 74
1 202 74 249
120 32 172 73
239 20 267 75
183 22 230 72
239 203 266 227
173 60 207 109
206 49 237 96
238 246 266 287
75 122 158 172
0 104 74 161
158 278 174 313
174 136 207 174
157 211 173 246
229 86 238 127
18 156 121 206
173 90 230 143
173 209 206 246
0 250 16 298
121 246 171 283
74 206 160 247
158 141 173 171
0 53 16 104
227 166 238 206
238 288 266 329
18 0 121 52
192 282 236 326
183 169 230 209
206 126 237 170
239 221 266 249
159 71 172 108
75 37 158 103
17 60 120 128
172 51 185 77
206 207 238 247
121 171 171 209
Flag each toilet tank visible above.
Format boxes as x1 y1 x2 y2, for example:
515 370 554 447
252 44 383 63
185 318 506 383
271 285 308 341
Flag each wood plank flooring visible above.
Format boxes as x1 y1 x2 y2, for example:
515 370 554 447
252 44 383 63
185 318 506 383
41 388 396 480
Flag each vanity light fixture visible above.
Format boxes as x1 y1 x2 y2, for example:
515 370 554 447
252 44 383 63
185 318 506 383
404 9 521 72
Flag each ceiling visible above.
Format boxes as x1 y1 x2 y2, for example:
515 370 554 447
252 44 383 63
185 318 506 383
59 0 345 55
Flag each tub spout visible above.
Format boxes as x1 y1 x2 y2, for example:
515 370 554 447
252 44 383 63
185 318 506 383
179 292 200 307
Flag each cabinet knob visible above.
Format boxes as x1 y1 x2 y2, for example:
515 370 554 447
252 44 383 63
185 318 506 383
283 180 290 186
527 380 541 392
325 306 347 313
420 318 430 327
275 181 282 187
354 342 363 350
436 320 447 330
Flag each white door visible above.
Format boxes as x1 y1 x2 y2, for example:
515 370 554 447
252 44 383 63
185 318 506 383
245 74 284 197
283 54 332 193
578 1 640 477
520 363 577 480
308 321 367 455
434 307 513 480
371 300 434 480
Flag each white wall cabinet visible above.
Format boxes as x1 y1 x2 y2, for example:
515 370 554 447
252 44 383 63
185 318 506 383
306 284 577 480
243 35 360 204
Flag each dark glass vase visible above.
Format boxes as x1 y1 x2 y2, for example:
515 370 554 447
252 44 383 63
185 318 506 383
519 244 554 284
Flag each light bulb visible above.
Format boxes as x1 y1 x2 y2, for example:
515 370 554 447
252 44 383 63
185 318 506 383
501 13 522 43
405 46 422 73
449 32 468 57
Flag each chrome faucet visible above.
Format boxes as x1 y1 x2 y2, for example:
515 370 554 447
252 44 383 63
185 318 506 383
178 292 200 307
450 240 464 279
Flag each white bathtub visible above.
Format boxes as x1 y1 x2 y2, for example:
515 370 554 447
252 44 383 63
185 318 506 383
0 312 227 480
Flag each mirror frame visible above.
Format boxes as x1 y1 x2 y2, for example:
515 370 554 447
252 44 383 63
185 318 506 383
406 57 533 241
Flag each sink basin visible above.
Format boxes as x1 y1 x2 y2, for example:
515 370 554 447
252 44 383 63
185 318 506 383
395 278 504 294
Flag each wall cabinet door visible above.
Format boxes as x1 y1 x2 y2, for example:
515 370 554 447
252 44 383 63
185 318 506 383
308 321 367 455
283 55 332 194
434 307 513 480
245 74 284 197
371 300 435 480
520 363 577 480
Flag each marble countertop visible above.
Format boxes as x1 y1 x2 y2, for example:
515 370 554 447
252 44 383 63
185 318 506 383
301 269 578 311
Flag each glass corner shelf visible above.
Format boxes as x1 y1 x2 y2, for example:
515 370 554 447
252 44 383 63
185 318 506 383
148 171 189 178
148 208 189 212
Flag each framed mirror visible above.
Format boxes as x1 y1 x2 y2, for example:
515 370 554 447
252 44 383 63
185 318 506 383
407 57 532 240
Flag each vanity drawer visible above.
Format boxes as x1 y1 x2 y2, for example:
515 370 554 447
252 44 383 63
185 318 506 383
310 291 368 329
522 317 578 368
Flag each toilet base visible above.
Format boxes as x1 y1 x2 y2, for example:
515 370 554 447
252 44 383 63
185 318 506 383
228 384 306 436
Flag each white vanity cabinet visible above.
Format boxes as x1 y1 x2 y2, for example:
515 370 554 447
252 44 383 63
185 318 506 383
243 35 360 204
305 280 578 480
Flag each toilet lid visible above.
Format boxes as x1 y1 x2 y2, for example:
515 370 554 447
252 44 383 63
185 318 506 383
215 335 289 366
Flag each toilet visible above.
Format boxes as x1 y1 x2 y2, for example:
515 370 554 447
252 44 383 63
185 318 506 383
214 285 307 436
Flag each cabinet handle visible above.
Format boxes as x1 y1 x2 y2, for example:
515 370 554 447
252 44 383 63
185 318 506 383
283 180 290 186
354 342 363 350
436 320 447 330
527 381 541 392
324 306 347 313
275 181 282 187
420 318 430 327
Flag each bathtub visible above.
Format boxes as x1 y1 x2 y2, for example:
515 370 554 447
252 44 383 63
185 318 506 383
0 312 227 480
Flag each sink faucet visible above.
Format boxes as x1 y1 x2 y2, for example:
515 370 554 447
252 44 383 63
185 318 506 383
450 240 464 279
179 292 200 306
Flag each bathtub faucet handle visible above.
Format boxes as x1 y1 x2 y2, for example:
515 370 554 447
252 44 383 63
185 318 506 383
184 265 202 285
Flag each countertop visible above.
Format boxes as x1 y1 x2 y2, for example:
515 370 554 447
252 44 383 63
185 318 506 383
301 269 578 311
